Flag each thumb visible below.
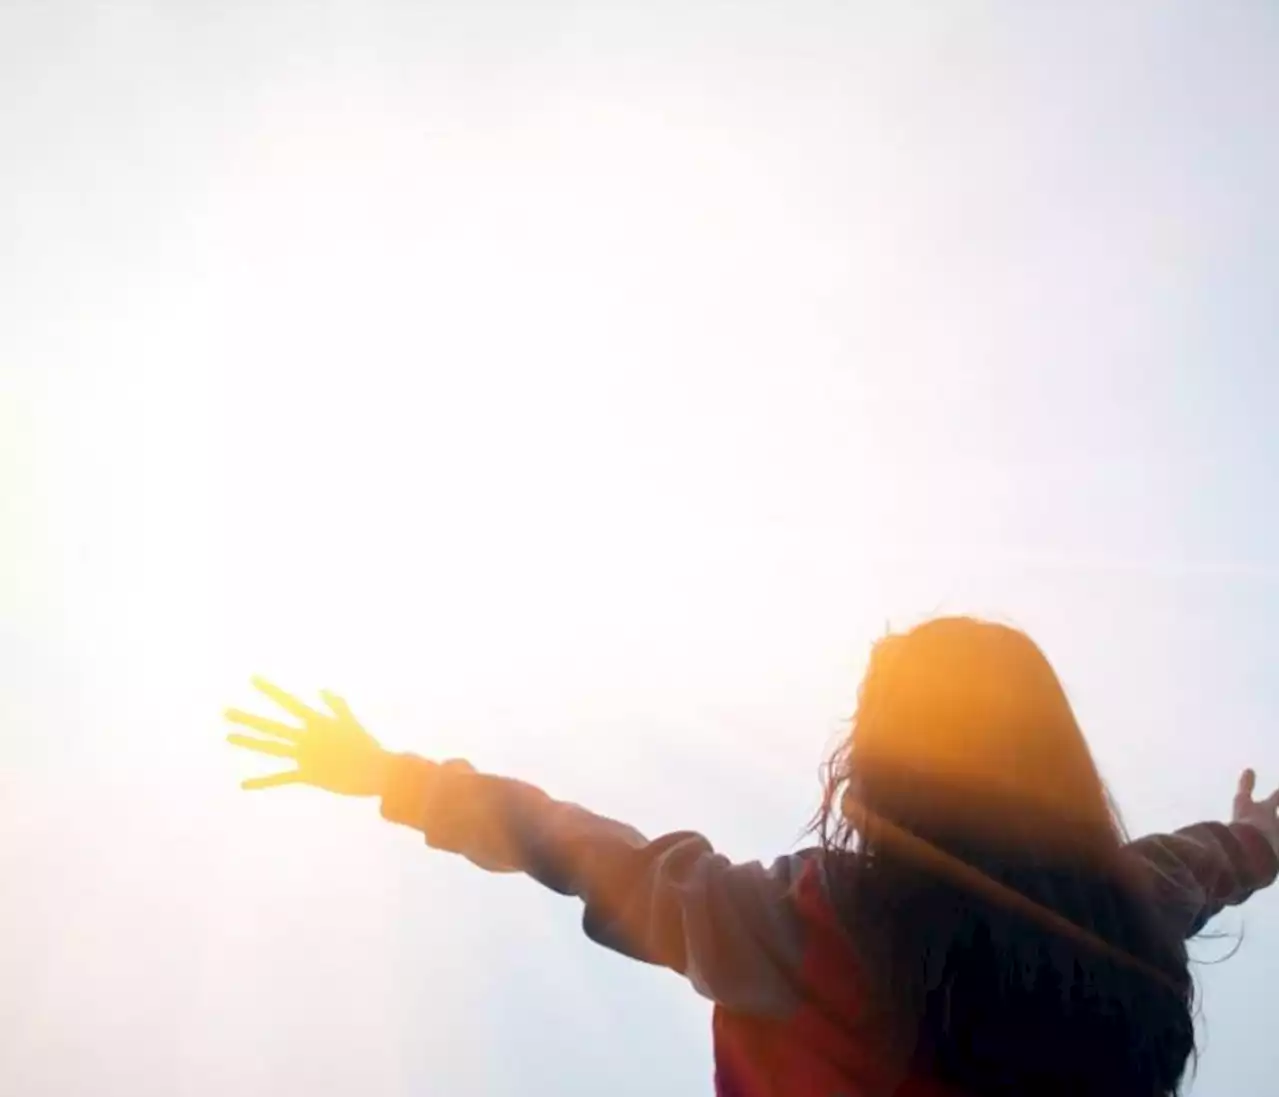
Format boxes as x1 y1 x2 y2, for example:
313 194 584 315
1266 789 1279 812
320 690 356 724
1233 768 1254 819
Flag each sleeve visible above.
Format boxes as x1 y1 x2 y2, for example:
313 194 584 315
378 753 809 1016
1126 820 1279 938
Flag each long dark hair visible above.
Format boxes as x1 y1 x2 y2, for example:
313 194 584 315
812 618 1194 1097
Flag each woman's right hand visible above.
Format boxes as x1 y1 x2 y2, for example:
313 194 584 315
1232 768 1279 856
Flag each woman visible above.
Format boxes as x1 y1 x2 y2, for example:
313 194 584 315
227 617 1278 1096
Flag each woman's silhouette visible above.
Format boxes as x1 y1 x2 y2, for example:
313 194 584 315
227 617 1278 1096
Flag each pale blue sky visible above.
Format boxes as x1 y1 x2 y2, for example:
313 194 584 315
1 3 1276 1095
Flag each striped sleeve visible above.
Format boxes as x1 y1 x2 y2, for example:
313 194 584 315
379 753 809 1016
1127 821 1278 938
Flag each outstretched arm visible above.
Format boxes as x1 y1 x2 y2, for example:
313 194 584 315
226 680 809 1016
1126 769 1278 939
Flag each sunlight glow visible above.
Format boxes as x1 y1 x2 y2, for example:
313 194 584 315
52 97 904 776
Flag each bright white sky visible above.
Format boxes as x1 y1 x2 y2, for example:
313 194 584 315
1 3 1276 1095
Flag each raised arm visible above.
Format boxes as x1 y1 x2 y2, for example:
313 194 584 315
1126 769 1278 939
226 680 808 1016
380 754 810 1012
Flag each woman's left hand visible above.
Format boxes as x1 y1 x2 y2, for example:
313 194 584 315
226 678 390 796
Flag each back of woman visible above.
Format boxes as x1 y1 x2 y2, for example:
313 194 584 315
227 617 1279 1096
800 617 1198 1096
701 618 1276 1096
